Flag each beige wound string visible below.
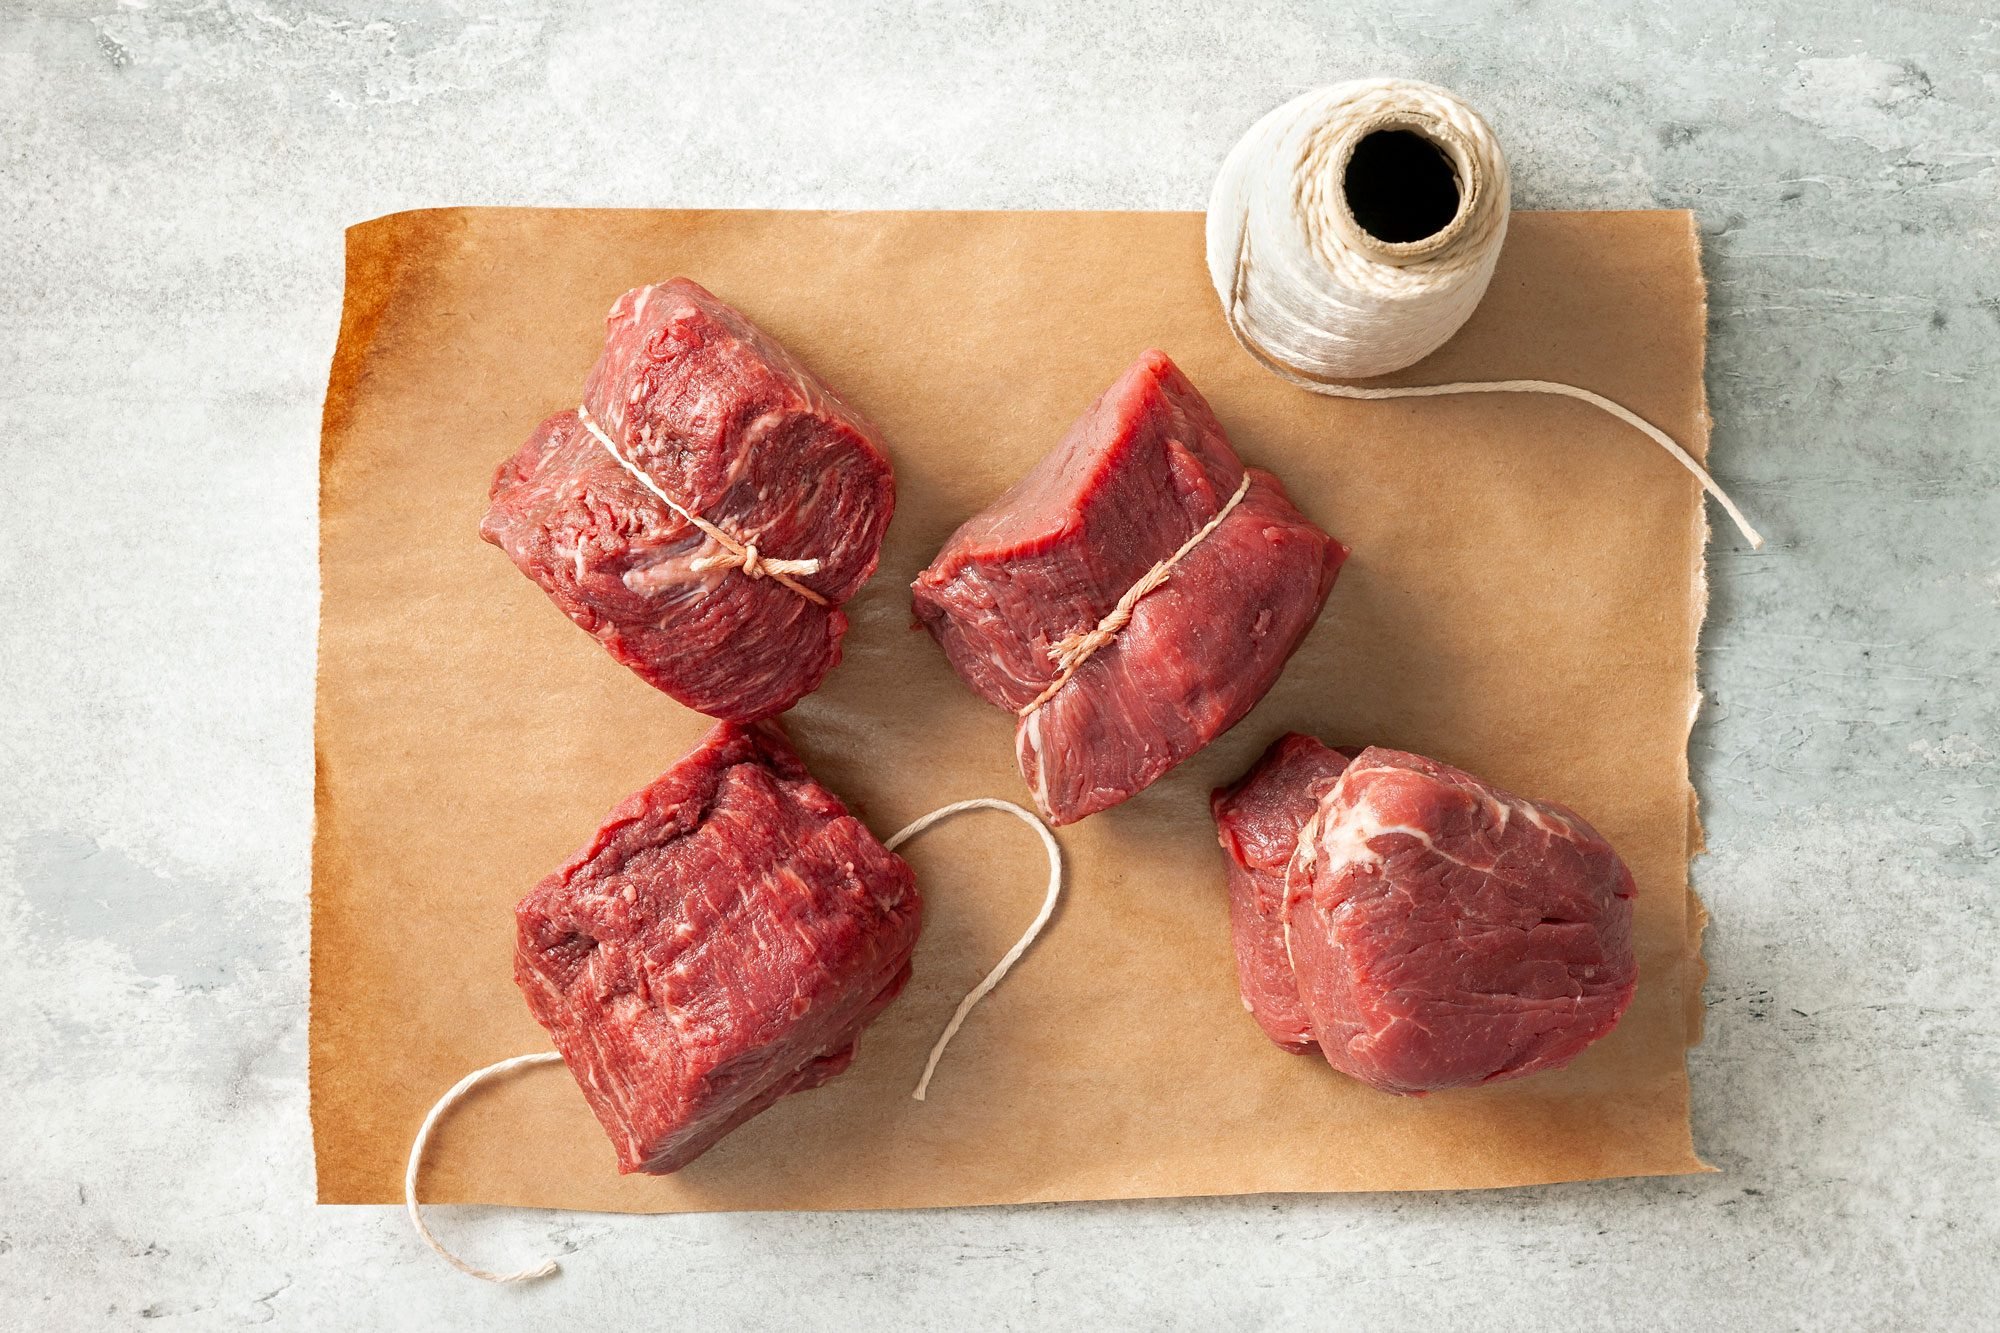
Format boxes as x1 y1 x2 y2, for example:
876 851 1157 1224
406 798 1061 1278
405 1050 566 1284
1206 78 1763 550
885 798 1064 1101
575 403 832 603
1017 472 1254 717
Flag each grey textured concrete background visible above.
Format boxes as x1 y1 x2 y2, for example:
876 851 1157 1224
2 1 1995 1328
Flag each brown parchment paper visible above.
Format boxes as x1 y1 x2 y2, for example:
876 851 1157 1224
312 208 1714 1211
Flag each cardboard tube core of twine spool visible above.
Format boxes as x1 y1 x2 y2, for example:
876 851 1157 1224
1321 113 1478 266
1207 78 1764 548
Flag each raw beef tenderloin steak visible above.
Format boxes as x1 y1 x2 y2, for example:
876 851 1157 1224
1209 732 1353 1052
1213 738 1638 1094
912 350 1346 825
481 279 895 722
514 720 921 1174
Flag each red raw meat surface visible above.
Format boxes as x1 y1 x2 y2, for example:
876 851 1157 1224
1213 737 1638 1094
1209 732 1353 1052
481 278 895 722
913 350 1346 825
513 721 921 1174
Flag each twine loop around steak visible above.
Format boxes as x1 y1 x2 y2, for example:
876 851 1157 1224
576 403 830 604
1017 471 1254 717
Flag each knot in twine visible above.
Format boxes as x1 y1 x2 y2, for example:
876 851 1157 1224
1019 472 1253 717
1205 78 1762 549
576 404 830 602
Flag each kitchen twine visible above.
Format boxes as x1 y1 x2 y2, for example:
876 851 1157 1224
1018 472 1254 717
405 798 1062 1284
1206 78 1763 549
575 403 831 603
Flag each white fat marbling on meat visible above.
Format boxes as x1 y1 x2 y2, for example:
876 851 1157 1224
718 409 784 498
622 547 726 598
1515 796 1583 841
629 283 656 327
1309 801 1392 878
1305 775 1584 886
1016 710 1052 819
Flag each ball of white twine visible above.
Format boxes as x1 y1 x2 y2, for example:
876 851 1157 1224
1208 78 1511 379
1206 78 1763 548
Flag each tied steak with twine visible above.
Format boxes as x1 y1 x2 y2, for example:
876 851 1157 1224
575 402 829 605
911 347 1348 828
1206 77 1764 549
404 798 1063 1285
479 277 900 722
1019 471 1254 716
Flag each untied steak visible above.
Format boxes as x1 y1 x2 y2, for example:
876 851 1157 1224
513 721 921 1172
1213 736 1638 1094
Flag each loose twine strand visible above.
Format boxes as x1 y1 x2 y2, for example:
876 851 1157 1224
405 800 1062 1282
1017 473 1254 717
885 798 1064 1101
405 1051 567 1284
575 404 831 603
1205 78 1763 549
